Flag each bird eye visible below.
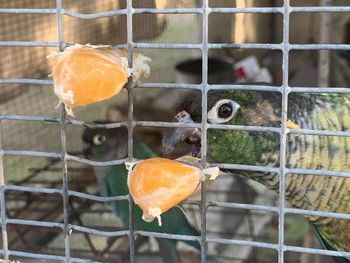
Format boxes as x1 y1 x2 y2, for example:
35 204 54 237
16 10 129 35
207 99 240 124
218 103 233 118
93 134 106 145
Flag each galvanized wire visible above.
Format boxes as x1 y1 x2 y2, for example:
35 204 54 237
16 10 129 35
55 0 71 261
318 0 332 88
1 5 350 16
0 1 349 262
0 119 9 260
126 1 136 262
200 0 209 261
278 1 290 262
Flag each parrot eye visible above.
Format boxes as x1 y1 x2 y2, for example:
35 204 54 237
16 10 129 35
218 103 233 118
93 134 106 145
207 99 240 124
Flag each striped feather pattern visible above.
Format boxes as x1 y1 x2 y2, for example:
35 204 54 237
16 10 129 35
251 94 350 253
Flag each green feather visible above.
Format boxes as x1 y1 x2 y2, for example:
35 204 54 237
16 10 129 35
192 91 350 258
208 130 271 165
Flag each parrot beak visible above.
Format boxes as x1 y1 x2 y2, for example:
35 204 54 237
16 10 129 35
162 111 201 157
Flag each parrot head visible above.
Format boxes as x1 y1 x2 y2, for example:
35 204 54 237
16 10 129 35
162 90 281 165
82 125 128 162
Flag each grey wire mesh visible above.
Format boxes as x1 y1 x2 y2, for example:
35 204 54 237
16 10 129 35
0 0 349 262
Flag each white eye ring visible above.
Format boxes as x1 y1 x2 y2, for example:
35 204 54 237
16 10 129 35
93 134 106 145
207 99 240 124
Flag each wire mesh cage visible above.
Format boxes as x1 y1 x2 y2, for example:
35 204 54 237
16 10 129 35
1 0 350 262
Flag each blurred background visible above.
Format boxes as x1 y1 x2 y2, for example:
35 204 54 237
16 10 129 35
0 0 349 262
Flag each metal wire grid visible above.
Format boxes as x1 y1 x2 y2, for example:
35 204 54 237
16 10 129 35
0 0 350 262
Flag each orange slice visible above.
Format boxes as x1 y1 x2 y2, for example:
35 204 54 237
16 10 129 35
127 157 219 226
49 44 150 116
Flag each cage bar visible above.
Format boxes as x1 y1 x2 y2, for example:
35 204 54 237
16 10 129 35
318 0 332 88
200 0 209 262
0 121 9 260
0 1 349 262
55 0 71 261
278 1 290 262
126 1 136 262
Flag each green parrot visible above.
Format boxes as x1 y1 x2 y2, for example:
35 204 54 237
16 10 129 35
82 124 200 263
162 90 350 263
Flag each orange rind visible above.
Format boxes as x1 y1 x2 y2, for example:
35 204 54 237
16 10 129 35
48 44 151 116
127 157 219 226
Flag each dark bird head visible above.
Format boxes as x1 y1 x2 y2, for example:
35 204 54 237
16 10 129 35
82 124 128 162
175 90 244 124
162 90 281 163
162 90 242 156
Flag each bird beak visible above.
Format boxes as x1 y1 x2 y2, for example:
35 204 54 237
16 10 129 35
162 111 201 157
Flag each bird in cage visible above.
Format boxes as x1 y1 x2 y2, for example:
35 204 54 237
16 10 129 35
162 90 350 263
82 124 200 263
